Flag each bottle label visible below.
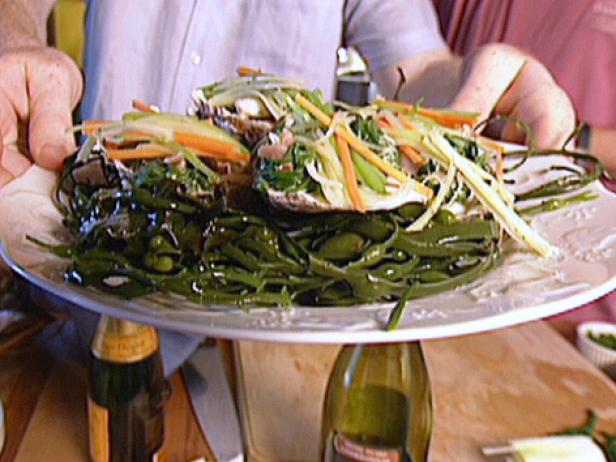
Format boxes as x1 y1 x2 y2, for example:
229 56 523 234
333 433 403 462
88 396 110 462
92 327 159 363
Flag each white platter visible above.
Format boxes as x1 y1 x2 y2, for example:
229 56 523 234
1 157 615 344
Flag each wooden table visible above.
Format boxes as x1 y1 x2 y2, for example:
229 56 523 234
1 320 615 462
0 324 214 462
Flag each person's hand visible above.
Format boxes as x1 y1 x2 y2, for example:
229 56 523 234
449 44 575 149
0 47 83 187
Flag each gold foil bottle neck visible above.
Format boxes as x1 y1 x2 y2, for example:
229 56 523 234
91 316 159 363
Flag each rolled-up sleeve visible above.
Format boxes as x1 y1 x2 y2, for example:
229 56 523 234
344 0 447 71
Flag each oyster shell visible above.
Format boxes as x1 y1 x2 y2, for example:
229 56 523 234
265 180 429 214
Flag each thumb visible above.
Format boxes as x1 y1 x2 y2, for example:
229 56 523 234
448 44 527 122
28 50 83 171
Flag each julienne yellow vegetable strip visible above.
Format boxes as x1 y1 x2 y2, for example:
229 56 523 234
381 122 514 208
122 112 252 156
476 135 505 181
401 125 514 212
80 118 251 164
406 162 457 232
295 94 409 184
377 117 426 167
398 115 417 131
388 122 544 252
340 127 410 184
429 131 557 257
379 126 432 168
335 133 366 213
295 94 331 126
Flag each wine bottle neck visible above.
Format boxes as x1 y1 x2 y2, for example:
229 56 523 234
91 316 159 364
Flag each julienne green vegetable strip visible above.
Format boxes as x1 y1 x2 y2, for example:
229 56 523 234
558 410 599 437
505 149 604 201
556 410 616 461
34 73 608 331
429 131 558 258
48 142 600 327
517 190 598 217
386 247 499 330
351 150 387 194
50 149 501 314
158 139 222 184
406 162 456 232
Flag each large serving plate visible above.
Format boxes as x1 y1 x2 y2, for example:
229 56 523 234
1 156 615 344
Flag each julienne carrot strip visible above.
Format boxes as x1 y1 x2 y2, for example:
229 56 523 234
377 118 420 170
175 131 237 155
106 147 171 161
83 120 115 136
399 116 416 131
382 115 420 165
132 100 160 113
377 119 391 130
400 145 426 166
496 150 504 182
107 135 249 164
373 99 412 113
101 131 154 150
377 118 423 167
338 128 408 183
189 146 251 164
174 131 250 163
107 143 249 165
374 99 480 128
336 133 366 213
237 66 265 77
118 130 155 141
295 95 408 183
418 108 480 129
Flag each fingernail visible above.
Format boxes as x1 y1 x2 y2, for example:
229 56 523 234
39 144 70 171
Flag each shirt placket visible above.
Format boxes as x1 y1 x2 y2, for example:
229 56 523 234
167 0 211 113
167 0 248 114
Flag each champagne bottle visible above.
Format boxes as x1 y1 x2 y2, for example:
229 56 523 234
88 316 167 462
321 342 432 462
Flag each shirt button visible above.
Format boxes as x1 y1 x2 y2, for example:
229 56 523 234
191 51 202 65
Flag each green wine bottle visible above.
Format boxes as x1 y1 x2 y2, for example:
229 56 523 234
321 342 432 462
88 316 167 462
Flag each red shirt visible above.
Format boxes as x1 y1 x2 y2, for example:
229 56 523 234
435 0 616 323
435 0 616 129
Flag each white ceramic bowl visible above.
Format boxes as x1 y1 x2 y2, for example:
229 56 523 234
577 322 616 377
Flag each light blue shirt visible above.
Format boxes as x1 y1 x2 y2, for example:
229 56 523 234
82 0 446 119
79 0 446 369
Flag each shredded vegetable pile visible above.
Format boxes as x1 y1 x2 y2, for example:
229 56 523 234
38 70 604 330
